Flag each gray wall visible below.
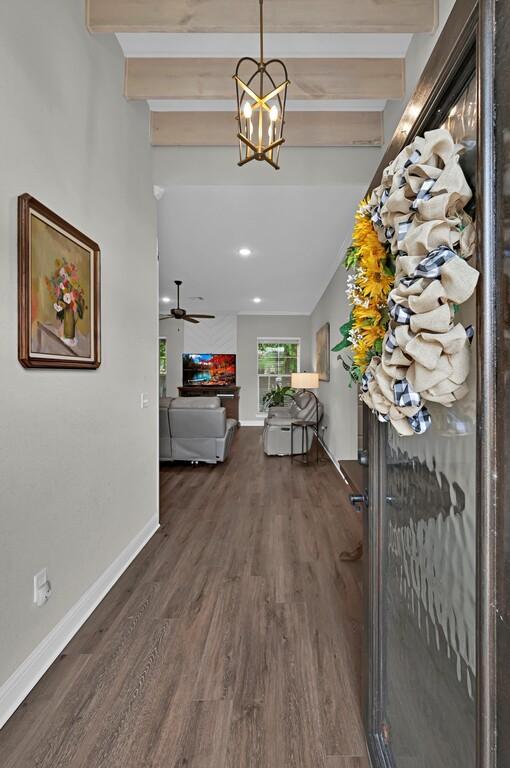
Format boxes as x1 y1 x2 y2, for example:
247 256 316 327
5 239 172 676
237 314 312 423
311 237 358 462
0 0 158 691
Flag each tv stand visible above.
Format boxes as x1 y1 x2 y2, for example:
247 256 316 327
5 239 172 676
178 385 240 425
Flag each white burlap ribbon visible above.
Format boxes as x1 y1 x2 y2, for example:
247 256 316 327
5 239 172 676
362 128 479 435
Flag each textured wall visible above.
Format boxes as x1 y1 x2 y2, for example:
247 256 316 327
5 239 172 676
183 314 237 355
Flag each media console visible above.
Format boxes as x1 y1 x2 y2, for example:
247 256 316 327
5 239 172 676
178 386 240 425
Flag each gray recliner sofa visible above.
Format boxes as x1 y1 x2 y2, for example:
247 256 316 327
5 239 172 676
160 397 237 464
263 390 323 456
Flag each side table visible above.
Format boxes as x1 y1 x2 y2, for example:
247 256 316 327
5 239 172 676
290 420 319 464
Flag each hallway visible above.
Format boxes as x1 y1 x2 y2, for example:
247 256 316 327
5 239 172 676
0 429 366 767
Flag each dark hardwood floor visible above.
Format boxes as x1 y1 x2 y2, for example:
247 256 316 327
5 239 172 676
0 428 367 767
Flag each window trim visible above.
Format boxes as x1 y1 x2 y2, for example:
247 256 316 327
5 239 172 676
256 336 301 416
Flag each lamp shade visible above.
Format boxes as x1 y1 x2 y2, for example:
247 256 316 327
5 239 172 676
291 372 319 390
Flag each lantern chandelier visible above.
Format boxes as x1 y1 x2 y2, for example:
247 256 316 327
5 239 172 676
233 0 290 170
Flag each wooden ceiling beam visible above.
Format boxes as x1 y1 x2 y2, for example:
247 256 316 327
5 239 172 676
150 111 383 147
125 57 404 101
87 0 437 34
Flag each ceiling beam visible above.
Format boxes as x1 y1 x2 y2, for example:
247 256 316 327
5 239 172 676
125 57 404 101
150 111 383 147
87 0 437 34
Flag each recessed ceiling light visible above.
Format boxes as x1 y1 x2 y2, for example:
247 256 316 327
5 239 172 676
239 248 252 257
252 297 262 304
161 296 171 303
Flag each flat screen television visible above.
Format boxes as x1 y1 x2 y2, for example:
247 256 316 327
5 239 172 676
182 353 236 386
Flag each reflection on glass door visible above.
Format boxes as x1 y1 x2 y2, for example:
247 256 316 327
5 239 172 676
374 75 478 768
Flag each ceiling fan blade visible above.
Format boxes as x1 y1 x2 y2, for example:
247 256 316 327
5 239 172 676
186 314 216 319
183 316 200 324
159 315 173 320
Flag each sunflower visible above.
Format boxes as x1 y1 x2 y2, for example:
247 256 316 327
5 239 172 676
352 339 371 368
357 267 394 301
352 212 377 249
352 304 382 325
361 324 386 347
337 198 395 381
359 242 386 272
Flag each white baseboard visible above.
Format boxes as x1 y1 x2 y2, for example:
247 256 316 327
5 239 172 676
318 438 350 486
240 420 264 427
0 514 160 729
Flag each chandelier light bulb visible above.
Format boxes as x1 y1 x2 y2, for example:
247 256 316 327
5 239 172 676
243 102 253 120
269 105 279 122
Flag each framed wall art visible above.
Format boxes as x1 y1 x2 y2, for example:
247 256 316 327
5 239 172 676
18 194 101 369
316 322 330 382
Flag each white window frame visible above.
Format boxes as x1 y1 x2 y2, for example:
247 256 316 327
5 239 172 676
256 337 301 416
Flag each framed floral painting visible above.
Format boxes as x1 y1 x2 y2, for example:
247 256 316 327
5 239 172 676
18 194 101 369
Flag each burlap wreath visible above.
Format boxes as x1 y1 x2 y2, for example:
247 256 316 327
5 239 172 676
361 128 479 436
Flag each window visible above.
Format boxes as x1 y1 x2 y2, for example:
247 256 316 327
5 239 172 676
257 338 300 413
159 338 167 397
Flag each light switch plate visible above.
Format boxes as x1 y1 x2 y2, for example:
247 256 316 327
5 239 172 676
33 568 51 606
140 392 149 409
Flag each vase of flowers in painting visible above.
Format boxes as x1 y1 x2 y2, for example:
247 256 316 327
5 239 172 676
45 259 86 347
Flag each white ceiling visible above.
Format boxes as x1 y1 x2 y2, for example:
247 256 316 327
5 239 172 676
153 144 383 315
157 181 366 315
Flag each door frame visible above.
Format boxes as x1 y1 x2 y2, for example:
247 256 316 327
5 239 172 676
362 2 500 767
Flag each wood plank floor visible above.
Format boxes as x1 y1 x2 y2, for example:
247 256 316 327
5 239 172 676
0 428 368 767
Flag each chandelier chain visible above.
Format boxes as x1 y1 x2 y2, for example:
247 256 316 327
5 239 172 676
259 0 264 65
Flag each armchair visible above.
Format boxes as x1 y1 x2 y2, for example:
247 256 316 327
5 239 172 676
160 397 237 464
263 390 323 456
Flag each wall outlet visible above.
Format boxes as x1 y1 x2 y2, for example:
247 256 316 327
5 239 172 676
140 392 149 409
33 568 52 607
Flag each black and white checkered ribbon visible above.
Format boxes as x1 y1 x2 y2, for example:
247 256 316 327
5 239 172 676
371 188 390 228
404 148 422 169
388 298 414 324
361 369 373 393
411 177 436 211
399 245 457 288
408 407 432 434
397 218 414 243
384 329 398 353
394 378 421 408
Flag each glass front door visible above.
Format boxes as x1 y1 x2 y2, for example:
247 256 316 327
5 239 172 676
367 74 478 768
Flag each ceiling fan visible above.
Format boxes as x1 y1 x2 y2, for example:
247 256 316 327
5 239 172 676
159 280 215 324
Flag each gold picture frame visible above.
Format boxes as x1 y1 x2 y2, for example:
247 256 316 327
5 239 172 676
316 322 330 382
18 194 101 369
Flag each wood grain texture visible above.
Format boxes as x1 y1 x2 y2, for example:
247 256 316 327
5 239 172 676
87 0 437 34
125 57 404 101
0 428 366 767
151 110 383 147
